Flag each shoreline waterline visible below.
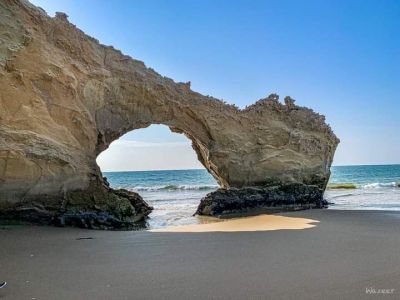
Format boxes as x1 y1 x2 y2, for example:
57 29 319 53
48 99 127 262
104 165 400 229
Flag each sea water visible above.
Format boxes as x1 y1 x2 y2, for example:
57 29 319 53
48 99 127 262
326 165 400 211
104 169 218 228
104 165 400 228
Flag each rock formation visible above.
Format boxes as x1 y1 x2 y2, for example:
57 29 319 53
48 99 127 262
0 0 339 229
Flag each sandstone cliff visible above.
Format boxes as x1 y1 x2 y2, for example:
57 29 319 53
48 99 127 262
0 0 339 228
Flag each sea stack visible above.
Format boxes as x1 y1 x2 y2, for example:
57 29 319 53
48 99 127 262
0 0 339 228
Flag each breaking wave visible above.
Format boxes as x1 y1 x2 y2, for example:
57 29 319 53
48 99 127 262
132 182 400 192
328 182 399 190
361 182 398 189
129 184 219 192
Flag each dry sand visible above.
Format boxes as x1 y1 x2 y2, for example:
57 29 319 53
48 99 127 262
151 214 319 232
1 209 400 300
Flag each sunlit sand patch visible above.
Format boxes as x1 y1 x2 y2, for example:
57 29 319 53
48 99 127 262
150 214 319 233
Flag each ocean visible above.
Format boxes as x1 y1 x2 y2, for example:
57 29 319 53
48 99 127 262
104 165 400 229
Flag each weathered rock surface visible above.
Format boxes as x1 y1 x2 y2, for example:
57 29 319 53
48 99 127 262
196 184 328 217
0 0 339 228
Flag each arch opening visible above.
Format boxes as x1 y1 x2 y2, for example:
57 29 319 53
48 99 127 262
96 125 219 228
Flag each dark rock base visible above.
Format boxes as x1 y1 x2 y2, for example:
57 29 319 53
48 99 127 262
0 188 153 230
196 184 327 217
0 208 147 230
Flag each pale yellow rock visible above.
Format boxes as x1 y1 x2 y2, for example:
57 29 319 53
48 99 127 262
0 1 339 222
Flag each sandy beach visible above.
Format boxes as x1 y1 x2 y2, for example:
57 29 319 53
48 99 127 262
1 209 400 300
151 214 319 232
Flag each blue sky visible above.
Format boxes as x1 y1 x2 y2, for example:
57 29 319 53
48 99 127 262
31 0 400 170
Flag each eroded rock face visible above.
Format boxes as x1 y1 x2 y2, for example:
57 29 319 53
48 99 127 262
0 0 339 228
196 184 328 217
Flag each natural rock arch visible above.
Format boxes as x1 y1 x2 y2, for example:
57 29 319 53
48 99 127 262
89 81 231 189
0 1 339 229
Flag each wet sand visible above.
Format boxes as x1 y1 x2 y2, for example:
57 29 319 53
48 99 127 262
1 209 400 299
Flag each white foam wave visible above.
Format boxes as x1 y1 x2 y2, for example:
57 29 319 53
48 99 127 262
361 182 398 189
129 184 219 192
328 182 399 190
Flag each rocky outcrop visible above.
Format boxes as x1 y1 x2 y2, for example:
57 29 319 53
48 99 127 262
0 0 339 228
196 184 327 217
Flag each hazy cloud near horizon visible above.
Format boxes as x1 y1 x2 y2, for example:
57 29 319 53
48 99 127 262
97 139 204 172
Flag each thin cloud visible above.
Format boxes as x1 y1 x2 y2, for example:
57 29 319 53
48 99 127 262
111 140 192 148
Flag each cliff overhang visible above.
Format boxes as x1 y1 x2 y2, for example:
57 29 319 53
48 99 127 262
0 0 339 229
